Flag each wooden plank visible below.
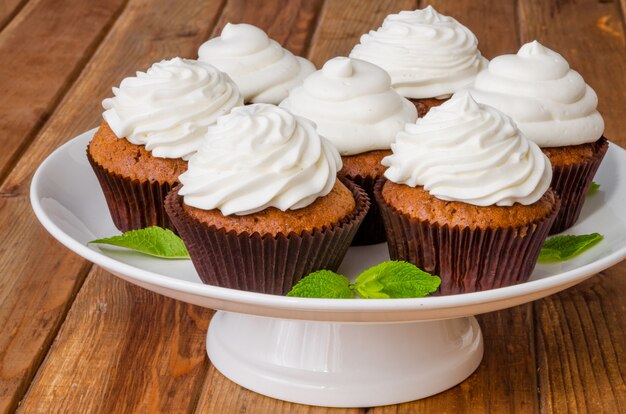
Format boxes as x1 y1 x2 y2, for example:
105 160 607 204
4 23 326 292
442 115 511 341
518 0 626 142
196 366 362 414
0 0 128 183
212 0 324 56
428 0 519 58
519 3 626 409
0 0 27 32
307 0 417 67
0 0 225 412
12 0 325 412
368 308 538 414
534 270 626 413
0 226 91 414
18 269 214 413
621 1 626 33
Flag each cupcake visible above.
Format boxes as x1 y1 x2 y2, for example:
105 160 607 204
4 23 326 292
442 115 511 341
165 104 369 295
87 57 243 232
280 57 416 245
198 23 315 105
467 41 608 233
349 6 487 117
375 93 559 295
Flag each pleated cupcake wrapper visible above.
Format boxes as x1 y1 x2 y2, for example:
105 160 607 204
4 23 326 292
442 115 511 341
340 173 386 246
164 178 370 295
87 147 177 233
374 179 560 295
547 137 608 234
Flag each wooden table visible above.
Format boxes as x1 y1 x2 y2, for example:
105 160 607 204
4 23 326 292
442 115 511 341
1 0 624 412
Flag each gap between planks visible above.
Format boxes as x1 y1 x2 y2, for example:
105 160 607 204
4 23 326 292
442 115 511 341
0 0 28 33
0 0 227 412
0 0 131 185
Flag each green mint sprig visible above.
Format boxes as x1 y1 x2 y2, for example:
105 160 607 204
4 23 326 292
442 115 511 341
587 181 601 196
88 227 190 259
286 270 354 299
287 261 441 299
538 233 603 263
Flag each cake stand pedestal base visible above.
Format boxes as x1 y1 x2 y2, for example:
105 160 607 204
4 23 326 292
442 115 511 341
207 311 484 408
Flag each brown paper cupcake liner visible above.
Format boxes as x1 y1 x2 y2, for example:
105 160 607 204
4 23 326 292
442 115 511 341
87 147 177 232
548 137 608 234
164 178 369 295
340 173 386 245
374 179 560 295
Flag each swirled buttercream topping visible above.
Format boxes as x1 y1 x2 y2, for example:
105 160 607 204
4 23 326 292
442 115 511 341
198 23 316 104
349 6 487 99
382 92 552 206
102 57 242 160
280 57 417 155
179 104 342 215
467 41 604 147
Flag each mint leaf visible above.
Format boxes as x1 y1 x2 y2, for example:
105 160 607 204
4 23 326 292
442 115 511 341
354 261 441 299
587 181 600 195
287 270 354 298
286 262 441 299
538 233 603 263
88 227 189 259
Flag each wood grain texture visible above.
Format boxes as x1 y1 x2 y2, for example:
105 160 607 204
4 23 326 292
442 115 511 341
534 270 626 413
307 0 418 67
0 0 127 409
0 0 224 412
195 366 364 414
0 0 127 182
518 3 626 409
427 0 519 58
212 0 324 55
13 0 326 412
518 0 626 142
0 0 27 32
2 0 225 193
18 268 214 413
0 221 91 414
368 308 538 414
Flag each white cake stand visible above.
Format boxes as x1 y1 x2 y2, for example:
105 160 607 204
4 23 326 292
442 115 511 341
31 131 626 407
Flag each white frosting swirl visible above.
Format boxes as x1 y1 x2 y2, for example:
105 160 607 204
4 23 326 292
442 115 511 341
382 92 552 206
198 23 316 105
102 57 242 160
349 6 487 99
280 57 417 156
467 41 604 147
179 104 342 215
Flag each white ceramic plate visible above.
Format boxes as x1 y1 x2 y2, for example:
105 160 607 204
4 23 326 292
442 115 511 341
31 130 626 322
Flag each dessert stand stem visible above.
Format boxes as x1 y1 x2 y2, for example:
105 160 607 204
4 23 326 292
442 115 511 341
207 311 484 407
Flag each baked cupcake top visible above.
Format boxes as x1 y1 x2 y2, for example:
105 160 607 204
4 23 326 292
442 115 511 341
179 104 342 215
467 41 604 147
349 6 487 100
198 23 316 105
382 92 552 206
102 57 242 160
280 57 417 156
